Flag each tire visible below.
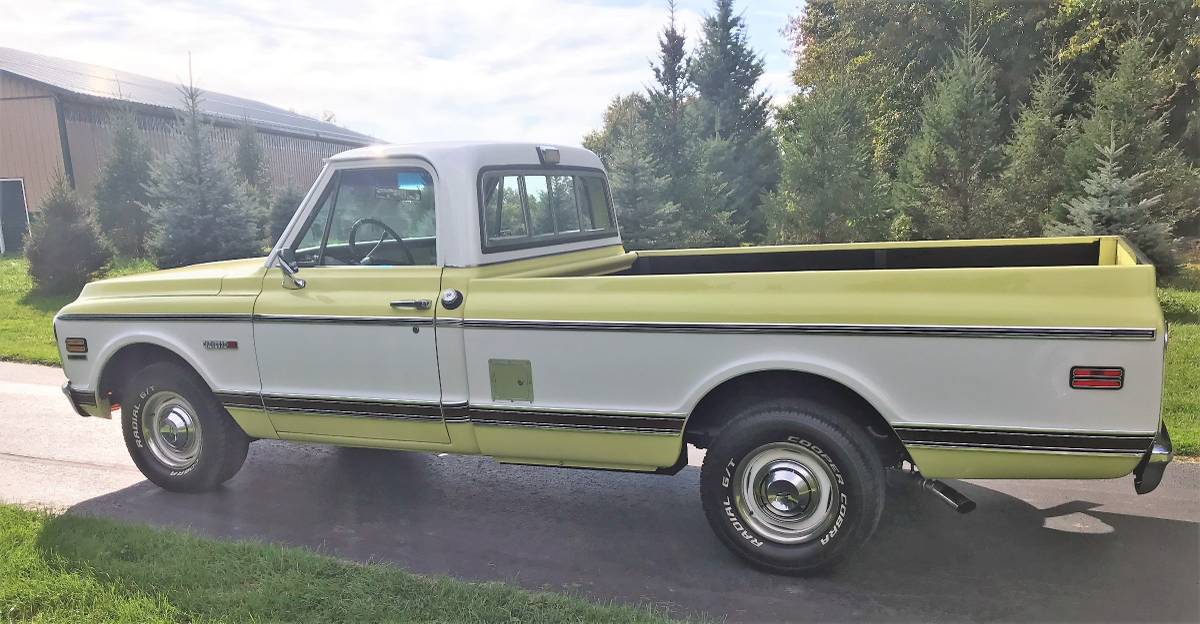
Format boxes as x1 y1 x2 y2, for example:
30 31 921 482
121 362 249 492
700 397 885 574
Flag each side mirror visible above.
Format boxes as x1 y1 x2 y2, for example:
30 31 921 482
276 249 306 290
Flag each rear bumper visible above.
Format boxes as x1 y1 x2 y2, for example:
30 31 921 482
1133 424 1173 494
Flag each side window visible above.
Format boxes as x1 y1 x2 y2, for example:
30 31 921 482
479 170 617 252
290 168 436 266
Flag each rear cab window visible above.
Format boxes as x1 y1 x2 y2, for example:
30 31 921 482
479 168 617 253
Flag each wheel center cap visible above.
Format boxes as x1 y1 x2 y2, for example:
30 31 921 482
160 410 192 449
764 467 815 515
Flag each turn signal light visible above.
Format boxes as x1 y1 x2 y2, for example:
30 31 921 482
1070 366 1123 390
64 337 88 354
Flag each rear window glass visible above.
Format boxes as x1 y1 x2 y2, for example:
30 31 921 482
480 169 617 252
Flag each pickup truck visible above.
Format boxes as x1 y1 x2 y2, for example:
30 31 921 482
55 141 1173 574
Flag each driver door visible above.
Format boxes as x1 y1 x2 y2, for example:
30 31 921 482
254 165 448 444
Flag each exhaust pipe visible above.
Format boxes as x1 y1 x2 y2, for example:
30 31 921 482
921 478 977 514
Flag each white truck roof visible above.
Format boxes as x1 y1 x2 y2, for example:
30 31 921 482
284 142 621 268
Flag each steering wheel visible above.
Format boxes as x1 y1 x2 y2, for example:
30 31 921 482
347 218 415 265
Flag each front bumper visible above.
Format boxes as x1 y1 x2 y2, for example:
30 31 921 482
1133 424 1173 494
61 383 103 418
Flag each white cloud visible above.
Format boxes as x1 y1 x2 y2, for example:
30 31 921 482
0 0 796 144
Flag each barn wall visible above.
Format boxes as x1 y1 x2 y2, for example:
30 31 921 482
0 72 65 212
64 100 356 205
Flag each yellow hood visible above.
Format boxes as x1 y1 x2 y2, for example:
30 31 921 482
79 257 268 299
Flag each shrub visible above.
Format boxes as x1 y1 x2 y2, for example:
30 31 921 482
24 175 112 294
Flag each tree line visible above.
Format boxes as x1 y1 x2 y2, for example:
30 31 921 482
589 0 1199 273
26 85 305 293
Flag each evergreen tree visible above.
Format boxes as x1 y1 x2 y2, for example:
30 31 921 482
1048 140 1175 272
645 0 697 207
25 174 112 294
690 0 770 141
684 137 746 247
233 121 274 243
999 65 1077 236
893 28 1006 239
583 95 679 249
93 108 153 257
1063 36 1200 233
609 139 679 250
688 0 778 241
766 82 885 243
268 183 306 245
145 86 262 268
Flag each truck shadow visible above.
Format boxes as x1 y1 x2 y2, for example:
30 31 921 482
46 441 1200 622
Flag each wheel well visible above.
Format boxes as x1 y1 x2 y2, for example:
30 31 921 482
683 370 907 465
99 343 203 405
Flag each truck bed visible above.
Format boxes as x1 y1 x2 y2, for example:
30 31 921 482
619 237 1142 276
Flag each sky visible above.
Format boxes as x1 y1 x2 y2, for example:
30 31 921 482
0 0 802 144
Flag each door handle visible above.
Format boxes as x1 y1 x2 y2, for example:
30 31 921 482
390 299 432 310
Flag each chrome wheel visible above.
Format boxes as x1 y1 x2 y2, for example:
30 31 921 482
141 390 202 471
734 442 841 544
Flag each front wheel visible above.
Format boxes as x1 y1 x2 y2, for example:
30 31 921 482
699 398 885 574
121 362 249 492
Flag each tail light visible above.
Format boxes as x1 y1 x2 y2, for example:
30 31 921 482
1070 366 1124 390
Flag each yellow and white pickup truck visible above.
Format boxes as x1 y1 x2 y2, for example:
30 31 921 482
55 142 1173 573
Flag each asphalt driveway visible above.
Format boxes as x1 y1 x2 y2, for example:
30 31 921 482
2 361 1197 622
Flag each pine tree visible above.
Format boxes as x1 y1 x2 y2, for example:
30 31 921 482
145 86 262 268
583 95 679 249
1048 140 1175 272
683 137 746 247
93 108 153 257
688 0 777 241
690 0 770 142
233 121 274 244
25 174 112 294
1063 36 1200 232
608 139 679 250
893 27 1006 239
766 83 884 244
999 65 1077 236
645 1 696 207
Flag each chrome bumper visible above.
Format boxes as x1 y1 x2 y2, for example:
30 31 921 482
1133 424 1173 494
61 383 97 418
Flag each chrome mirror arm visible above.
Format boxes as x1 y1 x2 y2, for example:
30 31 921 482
276 254 306 290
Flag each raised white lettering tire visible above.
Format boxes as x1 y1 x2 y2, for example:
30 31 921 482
700 398 885 573
121 362 249 492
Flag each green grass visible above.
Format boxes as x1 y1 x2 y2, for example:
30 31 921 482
0 256 1196 454
1160 265 1200 455
0 504 680 623
0 257 155 366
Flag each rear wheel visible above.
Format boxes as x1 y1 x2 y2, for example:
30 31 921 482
121 362 249 492
699 397 885 574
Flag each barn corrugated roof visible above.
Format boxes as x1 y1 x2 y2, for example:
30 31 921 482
0 46 376 145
